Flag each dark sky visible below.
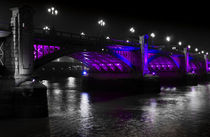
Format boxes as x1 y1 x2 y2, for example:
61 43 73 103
1 0 210 52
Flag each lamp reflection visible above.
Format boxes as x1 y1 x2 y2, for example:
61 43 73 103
80 92 91 118
79 92 92 136
141 98 157 125
67 77 76 88
187 86 203 111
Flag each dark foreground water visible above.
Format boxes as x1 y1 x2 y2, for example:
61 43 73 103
1 77 210 137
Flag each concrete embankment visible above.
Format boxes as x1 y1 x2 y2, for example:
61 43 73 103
0 78 48 118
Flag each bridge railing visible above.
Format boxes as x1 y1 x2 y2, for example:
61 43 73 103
33 28 141 47
34 28 102 41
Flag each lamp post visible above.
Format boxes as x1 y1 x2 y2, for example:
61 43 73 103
98 19 106 37
47 6 58 30
166 36 171 49
129 27 135 42
150 32 155 45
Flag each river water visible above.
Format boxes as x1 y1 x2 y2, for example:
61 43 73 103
42 77 210 137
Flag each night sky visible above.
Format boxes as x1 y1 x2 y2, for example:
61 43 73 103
1 0 210 52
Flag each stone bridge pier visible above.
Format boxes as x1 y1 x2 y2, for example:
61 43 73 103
4 6 34 85
0 6 48 118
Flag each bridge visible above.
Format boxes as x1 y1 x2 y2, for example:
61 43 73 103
0 6 209 85
0 5 210 118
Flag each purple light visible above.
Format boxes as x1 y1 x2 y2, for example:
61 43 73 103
33 44 60 60
107 45 140 51
92 64 101 71
107 63 115 71
148 56 178 73
184 48 190 73
99 63 108 71
140 34 149 75
71 52 132 73
152 72 156 75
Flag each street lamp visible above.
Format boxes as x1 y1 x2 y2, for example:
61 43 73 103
201 50 204 54
106 36 110 40
129 27 135 42
98 19 106 27
98 19 106 37
166 36 171 42
178 41 182 46
43 26 50 31
129 27 135 33
150 32 155 38
206 52 208 55
187 45 191 49
47 6 58 30
48 7 58 15
80 32 85 36
195 48 198 52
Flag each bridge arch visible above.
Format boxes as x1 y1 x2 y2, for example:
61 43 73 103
34 49 133 73
189 56 205 74
147 54 180 74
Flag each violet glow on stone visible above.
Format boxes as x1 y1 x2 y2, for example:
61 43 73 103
108 45 142 69
34 44 60 60
71 52 132 72
148 56 178 72
189 62 197 72
107 45 140 51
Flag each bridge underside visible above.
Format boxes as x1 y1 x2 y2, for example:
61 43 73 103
70 52 133 73
33 43 208 78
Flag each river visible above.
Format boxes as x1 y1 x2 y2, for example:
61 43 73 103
44 77 210 137
1 76 210 137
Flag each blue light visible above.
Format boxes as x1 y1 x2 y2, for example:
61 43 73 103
82 70 88 76
106 45 140 51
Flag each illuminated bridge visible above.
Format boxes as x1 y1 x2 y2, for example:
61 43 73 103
0 6 209 84
1 5 210 119
32 29 208 79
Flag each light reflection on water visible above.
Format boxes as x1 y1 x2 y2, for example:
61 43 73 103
44 78 210 137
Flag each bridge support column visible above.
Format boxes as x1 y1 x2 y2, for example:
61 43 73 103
0 6 48 118
183 47 190 73
204 55 208 73
139 34 149 76
139 34 160 92
4 6 34 85
183 47 198 85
